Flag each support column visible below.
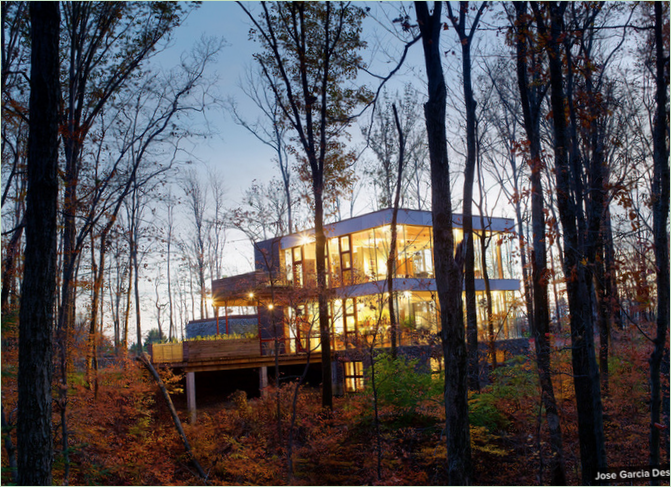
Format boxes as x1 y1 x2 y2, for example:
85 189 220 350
259 366 268 397
332 361 343 396
186 371 196 424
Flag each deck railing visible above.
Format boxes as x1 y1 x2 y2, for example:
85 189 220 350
151 338 261 364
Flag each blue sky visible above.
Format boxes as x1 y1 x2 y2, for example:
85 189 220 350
148 2 434 275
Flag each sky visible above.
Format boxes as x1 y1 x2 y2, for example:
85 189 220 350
148 1 434 275
149 2 282 275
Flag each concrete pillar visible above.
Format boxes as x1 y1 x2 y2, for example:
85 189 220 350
332 361 343 396
186 371 197 424
259 366 268 397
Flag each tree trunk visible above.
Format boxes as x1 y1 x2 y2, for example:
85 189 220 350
123 248 133 351
532 3 606 483
1 218 24 314
137 355 207 480
447 0 485 393
315 186 333 410
650 0 669 471
514 4 567 484
17 3 59 483
386 104 406 358
477 217 496 371
416 3 471 483
461 33 480 394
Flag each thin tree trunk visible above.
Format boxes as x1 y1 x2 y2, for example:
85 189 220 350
315 187 333 409
386 104 406 358
477 217 496 371
123 251 133 351
447 1 485 393
532 3 605 483
416 3 471 483
137 355 207 480
133 230 142 353
1 218 24 314
515 4 567 483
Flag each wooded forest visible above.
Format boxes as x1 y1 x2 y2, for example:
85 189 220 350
1 1 669 485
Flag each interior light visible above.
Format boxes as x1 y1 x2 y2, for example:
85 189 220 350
248 292 254 299
268 303 274 310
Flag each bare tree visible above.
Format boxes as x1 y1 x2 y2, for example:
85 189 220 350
446 0 488 392
530 3 607 483
239 1 372 409
415 2 471 483
513 3 566 483
181 169 209 320
228 67 295 233
206 169 228 281
1 2 29 315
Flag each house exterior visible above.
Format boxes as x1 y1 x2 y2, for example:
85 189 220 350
151 208 527 420
210 208 526 391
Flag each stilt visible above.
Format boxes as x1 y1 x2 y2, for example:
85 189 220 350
259 366 268 397
332 361 343 396
186 371 196 423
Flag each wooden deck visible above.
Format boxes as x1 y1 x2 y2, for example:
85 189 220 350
150 338 322 373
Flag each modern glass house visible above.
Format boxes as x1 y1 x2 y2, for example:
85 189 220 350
153 208 527 417
212 208 525 361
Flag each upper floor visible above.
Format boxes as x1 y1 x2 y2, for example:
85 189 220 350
258 208 519 290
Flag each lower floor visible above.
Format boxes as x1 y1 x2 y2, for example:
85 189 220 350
180 339 529 422
276 290 525 355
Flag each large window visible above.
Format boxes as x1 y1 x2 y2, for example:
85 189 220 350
327 237 341 285
344 361 364 392
351 229 377 281
475 290 523 340
399 225 434 278
284 248 293 284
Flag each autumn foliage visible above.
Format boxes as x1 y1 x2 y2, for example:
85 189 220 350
2 318 666 485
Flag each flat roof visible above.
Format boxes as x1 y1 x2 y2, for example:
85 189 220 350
274 208 515 250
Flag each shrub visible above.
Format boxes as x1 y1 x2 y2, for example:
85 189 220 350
365 353 442 417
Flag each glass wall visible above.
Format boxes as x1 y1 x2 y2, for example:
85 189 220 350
280 224 516 288
398 225 434 278
351 229 380 281
474 290 524 340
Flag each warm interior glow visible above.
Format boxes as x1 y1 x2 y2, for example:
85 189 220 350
248 292 254 299
267 303 274 310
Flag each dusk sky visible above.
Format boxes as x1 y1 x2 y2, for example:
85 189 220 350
149 2 440 274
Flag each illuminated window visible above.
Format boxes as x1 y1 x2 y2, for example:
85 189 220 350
292 246 303 287
340 235 352 285
328 238 340 285
344 361 364 392
285 249 293 283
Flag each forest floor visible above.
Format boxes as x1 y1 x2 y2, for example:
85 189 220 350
1 324 668 485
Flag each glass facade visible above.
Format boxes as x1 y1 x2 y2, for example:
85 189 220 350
278 220 522 352
281 224 516 287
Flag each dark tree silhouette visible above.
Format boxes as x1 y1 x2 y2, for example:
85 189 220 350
415 2 471 484
17 2 60 484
